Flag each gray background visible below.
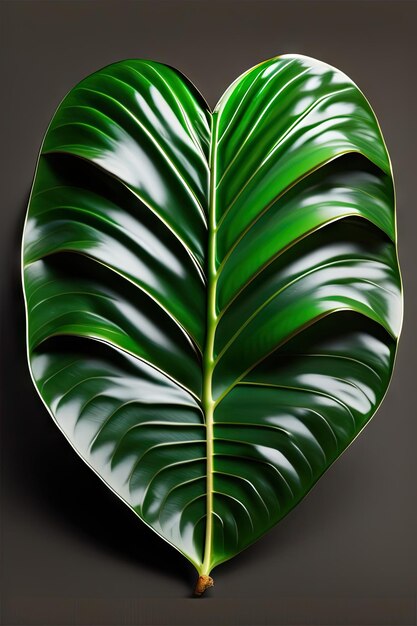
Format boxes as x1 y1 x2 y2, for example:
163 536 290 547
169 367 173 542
1 1 416 625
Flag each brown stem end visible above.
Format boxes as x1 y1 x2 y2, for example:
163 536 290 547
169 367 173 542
194 574 214 596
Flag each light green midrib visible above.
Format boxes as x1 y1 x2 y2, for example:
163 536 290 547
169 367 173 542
200 111 218 576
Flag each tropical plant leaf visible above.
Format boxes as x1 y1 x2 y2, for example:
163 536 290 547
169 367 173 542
22 54 402 593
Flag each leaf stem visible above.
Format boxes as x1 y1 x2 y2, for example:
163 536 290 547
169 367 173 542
194 574 214 596
200 111 219 579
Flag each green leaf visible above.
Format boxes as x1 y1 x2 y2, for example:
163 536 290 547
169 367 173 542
22 54 402 591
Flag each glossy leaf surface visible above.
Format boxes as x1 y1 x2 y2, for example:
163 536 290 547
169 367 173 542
22 55 402 581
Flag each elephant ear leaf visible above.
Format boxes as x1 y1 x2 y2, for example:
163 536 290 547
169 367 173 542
22 54 402 592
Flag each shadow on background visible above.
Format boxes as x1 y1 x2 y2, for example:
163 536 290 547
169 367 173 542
1 195 198 589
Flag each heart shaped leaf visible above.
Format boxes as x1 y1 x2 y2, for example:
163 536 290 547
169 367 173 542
22 55 402 592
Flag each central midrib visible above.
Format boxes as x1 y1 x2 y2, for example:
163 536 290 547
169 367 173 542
200 110 219 576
